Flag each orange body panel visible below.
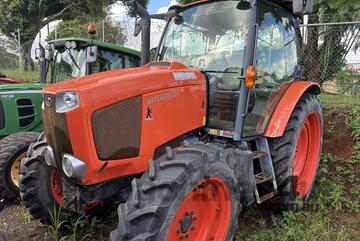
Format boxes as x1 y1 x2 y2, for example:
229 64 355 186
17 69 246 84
43 62 207 185
264 81 320 138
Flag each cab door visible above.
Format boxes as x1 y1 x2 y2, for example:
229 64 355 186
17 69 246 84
242 0 301 138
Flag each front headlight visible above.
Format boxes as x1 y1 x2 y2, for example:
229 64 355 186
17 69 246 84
55 92 79 113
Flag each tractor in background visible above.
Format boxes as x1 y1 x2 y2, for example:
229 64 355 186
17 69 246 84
0 33 141 203
20 0 321 240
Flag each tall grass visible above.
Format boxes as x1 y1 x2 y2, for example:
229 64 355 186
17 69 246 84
1 69 39 83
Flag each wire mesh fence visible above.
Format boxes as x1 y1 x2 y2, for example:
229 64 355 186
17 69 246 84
299 13 360 103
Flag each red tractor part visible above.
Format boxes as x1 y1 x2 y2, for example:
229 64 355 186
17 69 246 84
0 77 24 84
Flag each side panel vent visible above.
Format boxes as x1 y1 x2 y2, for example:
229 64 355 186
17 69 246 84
0 101 4 130
16 98 35 128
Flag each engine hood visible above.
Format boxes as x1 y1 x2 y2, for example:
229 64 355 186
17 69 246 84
0 83 45 92
44 62 205 104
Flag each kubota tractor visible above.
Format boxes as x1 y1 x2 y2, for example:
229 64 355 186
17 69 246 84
0 35 140 203
20 0 321 240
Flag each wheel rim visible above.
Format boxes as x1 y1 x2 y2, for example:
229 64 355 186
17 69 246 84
293 112 321 198
51 170 65 207
11 152 27 188
167 177 231 241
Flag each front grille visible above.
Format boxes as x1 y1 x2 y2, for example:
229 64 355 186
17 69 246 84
92 97 142 160
0 101 4 130
42 94 72 167
16 98 35 128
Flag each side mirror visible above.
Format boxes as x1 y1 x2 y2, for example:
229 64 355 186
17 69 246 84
44 46 54 61
134 17 142 37
34 48 40 60
86 45 98 63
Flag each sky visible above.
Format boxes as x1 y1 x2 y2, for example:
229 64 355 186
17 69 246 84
31 0 176 57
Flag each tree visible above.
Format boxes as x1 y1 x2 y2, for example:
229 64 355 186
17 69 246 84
120 0 149 17
48 17 127 45
0 0 114 71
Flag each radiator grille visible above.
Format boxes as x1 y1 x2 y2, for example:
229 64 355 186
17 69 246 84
42 94 72 167
92 97 142 160
16 98 35 128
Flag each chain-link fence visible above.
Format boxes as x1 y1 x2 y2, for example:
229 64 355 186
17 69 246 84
299 13 360 101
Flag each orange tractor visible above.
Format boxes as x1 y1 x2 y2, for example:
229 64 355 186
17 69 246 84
20 0 321 240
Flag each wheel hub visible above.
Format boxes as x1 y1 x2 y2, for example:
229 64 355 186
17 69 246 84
10 152 27 188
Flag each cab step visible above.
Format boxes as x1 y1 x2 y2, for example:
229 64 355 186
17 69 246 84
253 138 278 204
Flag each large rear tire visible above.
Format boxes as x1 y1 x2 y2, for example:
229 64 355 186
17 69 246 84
268 93 323 211
0 132 39 201
110 142 244 241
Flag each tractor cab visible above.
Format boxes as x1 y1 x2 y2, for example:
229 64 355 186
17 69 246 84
42 37 141 84
156 0 312 140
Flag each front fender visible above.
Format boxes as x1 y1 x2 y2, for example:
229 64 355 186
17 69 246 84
264 81 321 138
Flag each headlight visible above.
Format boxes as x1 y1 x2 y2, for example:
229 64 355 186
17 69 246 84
62 155 74 177
62 154 87 180
55 92 80 113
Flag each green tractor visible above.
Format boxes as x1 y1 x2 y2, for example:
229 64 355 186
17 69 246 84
0 36 140 202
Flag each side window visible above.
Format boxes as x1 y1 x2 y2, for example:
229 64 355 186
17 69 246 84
283 18 298 78
255 5 287 85
242 1 298 137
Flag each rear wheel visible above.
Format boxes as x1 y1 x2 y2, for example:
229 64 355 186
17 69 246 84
110 142 242 241
0 132 39 201
268 93 323 210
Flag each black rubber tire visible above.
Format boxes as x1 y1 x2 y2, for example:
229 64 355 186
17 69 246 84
19 132 68 224
0 132 39 201
110 142 243 241
267 93 323 211
19 132 115 224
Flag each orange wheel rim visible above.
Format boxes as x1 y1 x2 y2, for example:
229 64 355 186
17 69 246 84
167 177 231 241
293 112 321 198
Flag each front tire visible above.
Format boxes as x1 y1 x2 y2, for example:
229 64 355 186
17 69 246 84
0 132 39 201
110 142 243 241
268 93 323 211
19 133 68 224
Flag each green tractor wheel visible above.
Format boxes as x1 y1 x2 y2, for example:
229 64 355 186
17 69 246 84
0 132 39 201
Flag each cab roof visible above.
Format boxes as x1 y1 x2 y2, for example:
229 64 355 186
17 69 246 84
48 37 140 57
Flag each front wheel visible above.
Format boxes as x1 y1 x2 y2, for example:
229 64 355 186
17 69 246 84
0 132 39 201
110 142 243 241
268 93 323 210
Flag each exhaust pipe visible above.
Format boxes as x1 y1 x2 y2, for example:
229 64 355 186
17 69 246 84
134 1 151 65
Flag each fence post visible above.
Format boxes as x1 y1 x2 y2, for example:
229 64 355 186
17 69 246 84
102 20 105 42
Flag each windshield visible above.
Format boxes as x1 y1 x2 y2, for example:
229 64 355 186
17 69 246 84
53 48 87 83
159 1 250 72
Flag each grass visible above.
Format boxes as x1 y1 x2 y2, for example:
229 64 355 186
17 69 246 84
236 106 360 241
319 93 360 106
1 69 39 83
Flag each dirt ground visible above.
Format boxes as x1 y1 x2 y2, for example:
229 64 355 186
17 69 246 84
0 107 357 241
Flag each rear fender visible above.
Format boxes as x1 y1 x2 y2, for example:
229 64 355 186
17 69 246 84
264 81 320 138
